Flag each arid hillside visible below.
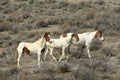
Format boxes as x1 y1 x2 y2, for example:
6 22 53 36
0 0 120 80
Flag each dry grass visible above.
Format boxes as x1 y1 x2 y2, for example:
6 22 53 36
0 0 120 80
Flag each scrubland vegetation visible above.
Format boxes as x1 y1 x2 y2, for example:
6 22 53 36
0 0 120 80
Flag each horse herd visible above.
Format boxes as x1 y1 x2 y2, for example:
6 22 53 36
16 30 104 68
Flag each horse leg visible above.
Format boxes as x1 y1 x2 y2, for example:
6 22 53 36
44 48 48 61
17 52 22 68
37 52 41 68
58 47 65 62
49 48 57 62
86 45 91 58
67 44 71 53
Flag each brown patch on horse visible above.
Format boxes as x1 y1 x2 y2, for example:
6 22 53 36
23 47 30 54
41 48 45 53
72 33 79 41
95 30 102 38
62 34 67 37
44 32 50 42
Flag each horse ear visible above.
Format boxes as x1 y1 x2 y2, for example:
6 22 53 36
46 32 50 34
43 32 47 37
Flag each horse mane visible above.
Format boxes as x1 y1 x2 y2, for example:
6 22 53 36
35 32 49 46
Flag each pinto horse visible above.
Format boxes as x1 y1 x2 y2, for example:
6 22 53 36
60 30 104 58
44 33 79 62
16 32 52 68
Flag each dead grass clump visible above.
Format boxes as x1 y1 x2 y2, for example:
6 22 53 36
72 66 101 80
100 48 116 57
0 67 19 80
0 35 11 48
90 57 109 72
1 42 11 48
3 8 14 14
94 0 105 5
83 10 95 21
35 20 49 28
79 1 92 9
0 35 11 41
44 0 56 3
118 44 120 51
28 0 34 4
25 32 36 39
0 21 12 31
3 47 16 65
36 16 62 27
42 75 63 80
22 13 31 19
113 7 120 14
90 39 102 51
3 3 19 14
10 23 33 33
14 0 28 2
58 61 71 73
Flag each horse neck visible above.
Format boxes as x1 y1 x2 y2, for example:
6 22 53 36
37 36 46 46
88 31 97 41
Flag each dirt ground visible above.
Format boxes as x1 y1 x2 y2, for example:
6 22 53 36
0 0 120 80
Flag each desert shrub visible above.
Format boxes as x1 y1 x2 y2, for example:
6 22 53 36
21 5 32 12
57 61 71 73
26 32 36 39
0 42 11 48
100 48 116 57
5 15 23 23
0 35 10 41
113 7 120 14
57 1 68 9
113 17 120 32
0 67 19 80
118 44 120 51
44 0 56 3
72 66 101 80
90 39 102 51
2 3 20 14
45 16 63 25
0 1 9 6
28 0 34 4
35 16 64 28
94 0 105 5
10 23 33 33
79 1 92 9
94 11 120 32
42 75 63 80
22 13 31 19
3 47 16 65
82 10 95 21
0 21 12 31
0 35 11 48
35 20 49 27
90 57 109 72
14 0 27 2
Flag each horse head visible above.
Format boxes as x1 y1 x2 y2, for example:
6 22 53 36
44 32 53 43
95 30 104 41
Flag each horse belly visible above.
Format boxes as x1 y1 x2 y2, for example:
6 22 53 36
55 42 63 48
25 45 39 54
74 39 85 46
